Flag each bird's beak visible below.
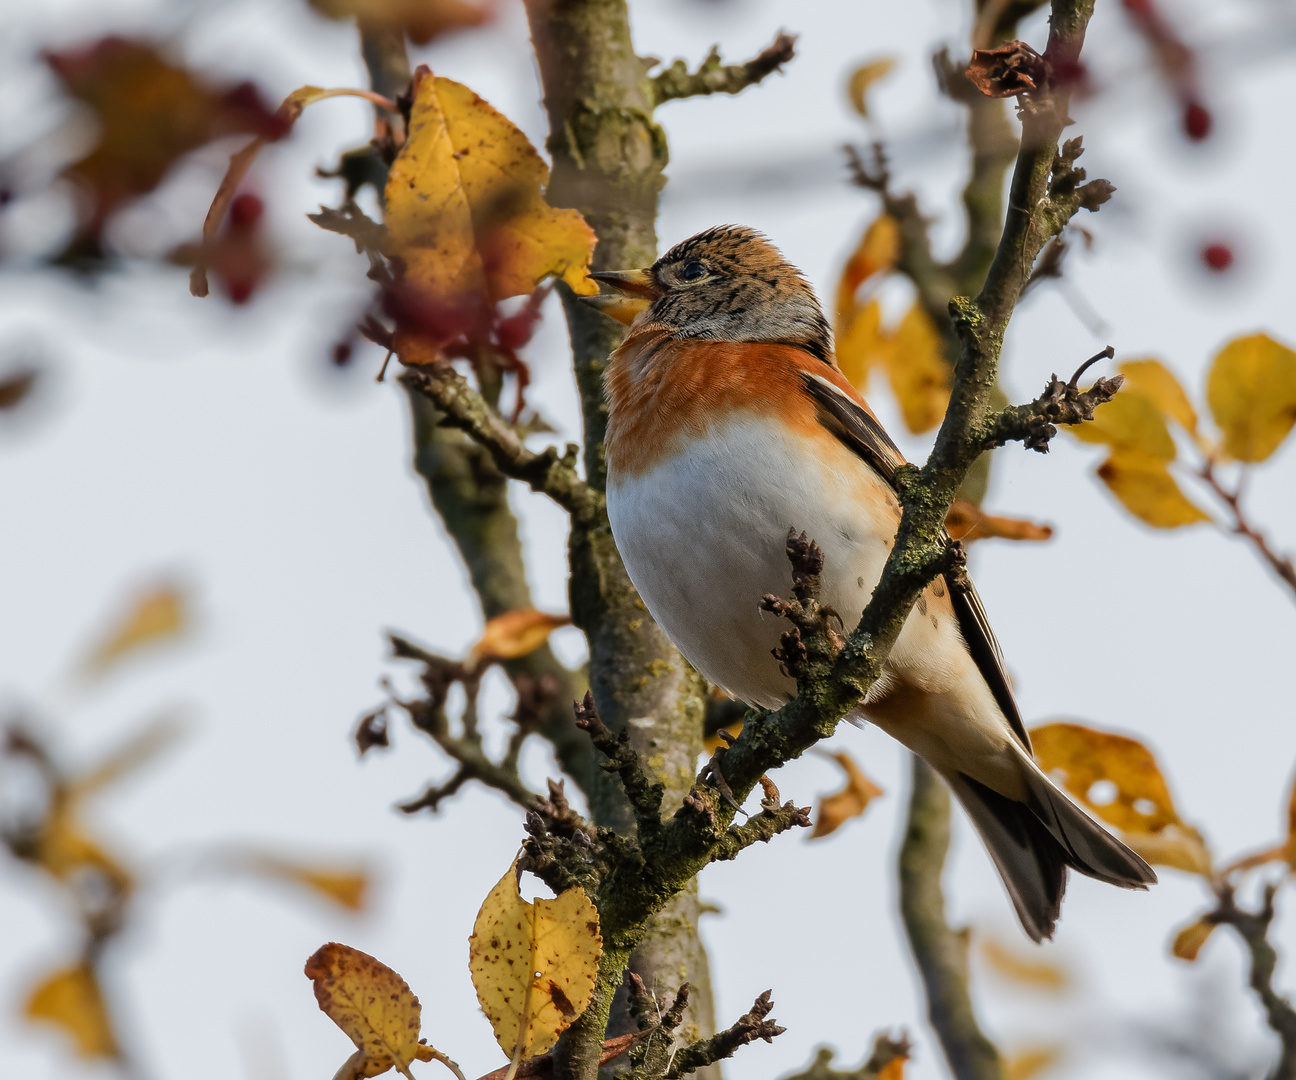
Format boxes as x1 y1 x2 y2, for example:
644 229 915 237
580 268 660 326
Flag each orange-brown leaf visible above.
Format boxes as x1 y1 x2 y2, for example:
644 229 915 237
25 964 119 1059
835 219 901 331
1206 332 1296 463
1172 917 1218 961
1003 1047 1061 1080
469 609 570 666
945 501 1053 543
308 0 493 44
811 752 884 839
246 855 370 911
1095 451 1211 529
979 937 1069 990
304 943 423 1077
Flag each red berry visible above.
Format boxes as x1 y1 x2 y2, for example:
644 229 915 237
229 193 264 230
1183 102 1211 141
1201 243 1234 272
332 342 353 366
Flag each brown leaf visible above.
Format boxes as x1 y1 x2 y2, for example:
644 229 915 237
46 38 285 261
965 41 1048 98
468 609 571 667
24 963 120 1059
0 367 39 410
1206 332 1296 463
847 57 898 118
945 501 1053 543
1095 451 1211 529
1171 917 1217 961
304 943 424 1077
308 0 493 45
810 752 884 839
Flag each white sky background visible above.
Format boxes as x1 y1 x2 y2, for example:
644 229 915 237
1 0 1295 1078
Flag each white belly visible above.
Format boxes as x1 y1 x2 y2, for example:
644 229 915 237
606 414 971 711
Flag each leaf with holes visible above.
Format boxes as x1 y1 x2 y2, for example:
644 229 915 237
1206 332 1296 462
468 860 601 1064
810 752 884 839
1031 722 1179 832
304 943 426 1077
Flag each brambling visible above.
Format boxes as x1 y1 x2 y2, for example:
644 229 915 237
583 225 1154 942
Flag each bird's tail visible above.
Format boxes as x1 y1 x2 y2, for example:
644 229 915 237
946 763 1156 942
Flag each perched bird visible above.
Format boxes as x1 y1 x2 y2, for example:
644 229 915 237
583 225 1155 941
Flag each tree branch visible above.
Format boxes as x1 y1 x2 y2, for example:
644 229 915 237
782 1033 913 1080
649 33 797 107
1199 461 1296 600
980 347 1124 453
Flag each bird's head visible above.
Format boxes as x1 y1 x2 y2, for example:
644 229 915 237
582 225 833 364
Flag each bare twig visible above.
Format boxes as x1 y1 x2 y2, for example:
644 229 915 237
650 33 797 107
574 691 665 840
782 1032 913 1080
981 347 1124 452
1199 461 1296 599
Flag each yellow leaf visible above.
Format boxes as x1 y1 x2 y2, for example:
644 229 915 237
1123 823 1213 876
25 964 119 1059
847 57 898 118
945 501 1053 543
1095 451 1211 529
1030 722 1182 836
469 860 602 1062
878 1057 906 1080
307 0 493 44
248 856 370 911
37 808 133 892
836 297 889 391
385 72 598 333
1003 1047 1061 1080
1070 389 1176 459
304 943 423 1078
1206 332 1296 462
1119 358 1199 437
979 937 1069 991
469 609 571 666
835 218 901 331
79 582 188 677
1171 917 1218 961
810 752 884 839
73 714 185 799
884 303 950 434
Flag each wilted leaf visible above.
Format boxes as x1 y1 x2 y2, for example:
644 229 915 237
1123 823 1212 876
304 943 424 1077
1095 451 1211 529
835 217 901 330
1003 1047 1061 1080
1206 332 1296 462
1171 917 1218 961
308 0 493 44
0 367 39 410
965 41 1048 98
979 937 1069 991
1070 389 1176 460
25 963 119 1059
811 752 884 839
1030 722 1181 835
469 860 601 1062
386 70 597 361
47 38 285 260
468 609 570 667
1119 358 1199 437
191 85 390 297
885 303 950 434
78 582 188 678
847 57 898 118
945 501 1053 543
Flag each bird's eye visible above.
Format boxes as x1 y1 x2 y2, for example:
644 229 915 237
679 261 707 282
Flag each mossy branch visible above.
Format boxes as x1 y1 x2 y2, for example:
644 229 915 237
649 32 797 107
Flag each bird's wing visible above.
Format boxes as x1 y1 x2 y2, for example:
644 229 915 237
798 368 1032 753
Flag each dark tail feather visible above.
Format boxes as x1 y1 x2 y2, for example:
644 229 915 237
947 769 1156 943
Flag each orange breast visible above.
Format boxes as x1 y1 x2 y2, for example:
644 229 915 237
604 333 879 477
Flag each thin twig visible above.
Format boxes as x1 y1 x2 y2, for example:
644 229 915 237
650 32 797 107
1199 461 1296 599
